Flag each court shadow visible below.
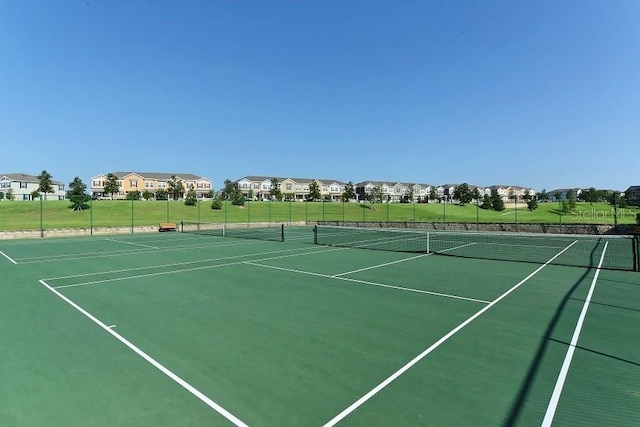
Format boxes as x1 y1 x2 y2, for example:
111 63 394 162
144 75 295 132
548 338 640 368
568 297 640 314
502 243 600 426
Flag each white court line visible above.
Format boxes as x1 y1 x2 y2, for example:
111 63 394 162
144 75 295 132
244 261 490 304
44 246 320 281
16 237 265 264
541 242 608 427
106 238 159 249
332 242 477 277
53 247 345 290
0 251 18 264
333 253 429 277
38 280 248 427
322 240 578 427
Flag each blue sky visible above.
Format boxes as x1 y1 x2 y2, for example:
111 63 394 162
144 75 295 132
2 0 638 192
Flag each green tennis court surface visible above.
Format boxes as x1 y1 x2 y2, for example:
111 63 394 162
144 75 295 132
1 227 639 426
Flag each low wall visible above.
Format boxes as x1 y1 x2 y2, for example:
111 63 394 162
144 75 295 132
0 226 158 240
314 221 636 235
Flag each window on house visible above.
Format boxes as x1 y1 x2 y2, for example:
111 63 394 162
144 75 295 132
130 180 138 188
145 181 154 188
20 182 28 188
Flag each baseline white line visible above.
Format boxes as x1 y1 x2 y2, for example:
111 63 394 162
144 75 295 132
541 242 608 427
0 251 18 264
106 238 159 249
244 261 490 304
38 279 249 426
322 240 578 427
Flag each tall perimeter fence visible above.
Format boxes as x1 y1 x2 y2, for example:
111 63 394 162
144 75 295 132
0 199 639 238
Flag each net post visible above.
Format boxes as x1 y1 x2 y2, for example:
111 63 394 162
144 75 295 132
426 231 430 253
280 224 285 242
180 220 184 233
313 225 318 245
633 235 639 272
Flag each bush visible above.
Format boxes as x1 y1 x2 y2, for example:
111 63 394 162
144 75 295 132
211 199 222 210
527 199 538 211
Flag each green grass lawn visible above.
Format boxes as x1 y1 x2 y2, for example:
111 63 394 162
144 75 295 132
0 199 637 231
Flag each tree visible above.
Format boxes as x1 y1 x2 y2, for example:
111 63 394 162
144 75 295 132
527 199 539 211
369 185 384 203
155 188 168 200
582 187 598 204
37 170 54 200
220 179 235 200
429 188 437 203
103 173 120 199
67 177 89 211
270 178 282 201
472 188 481 204
561 200 571 213
167 175 185 201
342 181 357 202
453 183 473 205
566 189 577 210
538 189 548 202
211 192 223 210
142 190 153 201
481 194 493 210
126 190 141 200
5 188 14 200
308 180 321 201
184 187 198 206
491 189 505 211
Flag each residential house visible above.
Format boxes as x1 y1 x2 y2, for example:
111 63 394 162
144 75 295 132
91 172 212 200
236 176 347 201
626 185 640 206
0 173 66 200
547 188 582 201
355 181 433 203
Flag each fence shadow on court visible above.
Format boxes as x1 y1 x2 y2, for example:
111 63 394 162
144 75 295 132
502 243 600 426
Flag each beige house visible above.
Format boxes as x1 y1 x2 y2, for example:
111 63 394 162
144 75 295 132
91 172 212 199
236 176 348 201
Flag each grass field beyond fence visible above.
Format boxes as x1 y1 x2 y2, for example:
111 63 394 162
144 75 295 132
0 200 638 232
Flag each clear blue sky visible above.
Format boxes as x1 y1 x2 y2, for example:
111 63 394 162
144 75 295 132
2 0 638 192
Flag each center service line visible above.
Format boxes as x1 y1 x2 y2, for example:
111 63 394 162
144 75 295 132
322 240 578 427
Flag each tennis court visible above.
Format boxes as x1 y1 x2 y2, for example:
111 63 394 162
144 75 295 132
1 225 639 426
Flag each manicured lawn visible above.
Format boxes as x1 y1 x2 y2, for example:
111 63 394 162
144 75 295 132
0 200 637 231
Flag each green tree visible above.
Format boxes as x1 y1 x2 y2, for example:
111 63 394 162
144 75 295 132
453 183 473 205
270 178 282 201
369 185 384 203
155 188 168 200
308 180 321 201
37 170 54 200
67 176 89 211
527 199 539 211
491 189 505 211
5 188 14 200
561 200 571 213
342 181 357 202
220 179 235 200
31 190 41 200
538 189 548 202
481 194 493 210
184 187 198 206
429 188 437 203
142 189 153 201
566 189 577 210
167 175 185 201
126 190 141 200
472 188 481 205
104 173 120 199
211 192 223 210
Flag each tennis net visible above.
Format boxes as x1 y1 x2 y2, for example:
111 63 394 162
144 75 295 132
181 221 284 242
313 225 639 271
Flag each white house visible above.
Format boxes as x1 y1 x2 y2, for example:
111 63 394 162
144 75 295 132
0 173 66 201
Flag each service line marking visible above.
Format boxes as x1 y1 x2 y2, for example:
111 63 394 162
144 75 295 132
322 240 578 426
106 238 159 249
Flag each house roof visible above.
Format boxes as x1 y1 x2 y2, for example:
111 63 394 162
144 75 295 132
0 173 63 185
106 172 209 181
